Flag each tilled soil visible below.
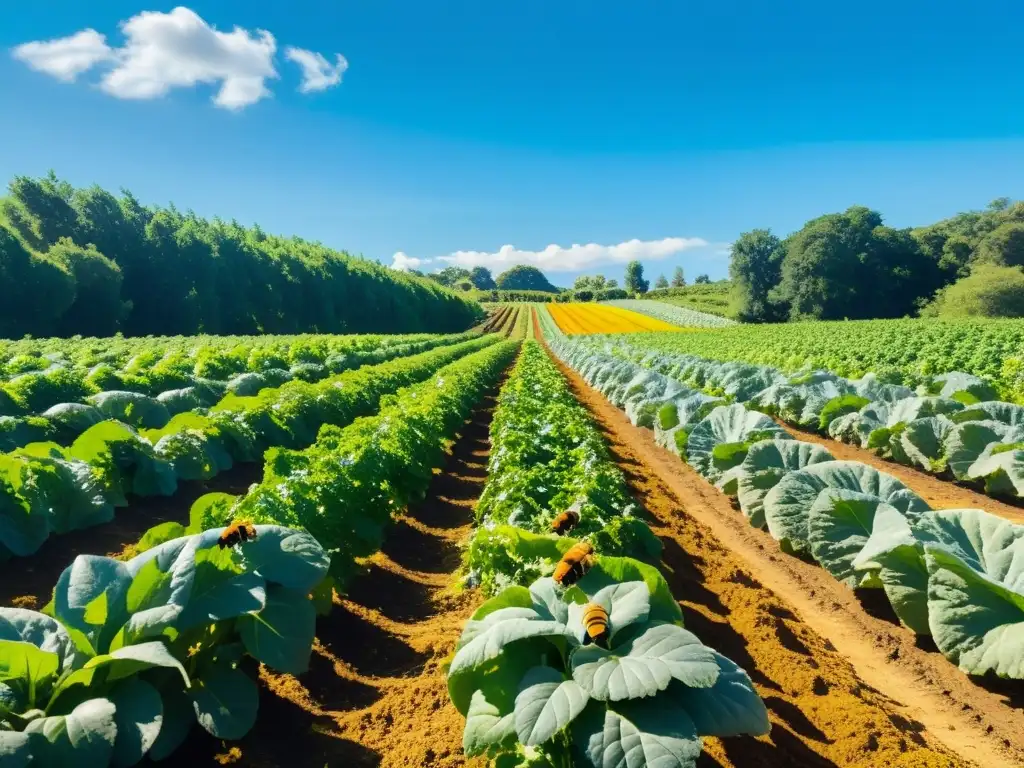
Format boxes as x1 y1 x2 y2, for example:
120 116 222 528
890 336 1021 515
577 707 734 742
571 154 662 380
171 391 501 768
534 313 1022 768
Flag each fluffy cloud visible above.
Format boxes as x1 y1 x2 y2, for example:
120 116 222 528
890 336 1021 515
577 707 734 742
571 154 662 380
285 47 348 93
391 252 425 271
11 29 113 82
10 7 347 109
391 236 709 273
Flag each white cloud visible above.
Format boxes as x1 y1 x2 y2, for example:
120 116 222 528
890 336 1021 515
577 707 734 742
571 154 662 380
98 7 277 109
11 7 348 110
391 236 709 274
285 47 348 93
11 29 113 82
391 252 424 271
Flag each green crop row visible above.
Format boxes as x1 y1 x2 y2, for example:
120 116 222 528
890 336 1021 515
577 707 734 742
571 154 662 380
0 334 498 562
448 340 770 768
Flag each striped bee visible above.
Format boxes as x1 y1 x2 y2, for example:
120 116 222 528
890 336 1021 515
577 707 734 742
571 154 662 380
553 542 594 586
582 603 610 647
218 520 258 549
551 508 580 535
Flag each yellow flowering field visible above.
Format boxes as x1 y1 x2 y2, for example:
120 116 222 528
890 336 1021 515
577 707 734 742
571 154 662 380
547 303 680 334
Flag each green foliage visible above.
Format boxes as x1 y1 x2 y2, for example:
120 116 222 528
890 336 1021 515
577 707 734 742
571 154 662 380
623 260 648 294
0 173 482 338
727 229 786 322
495 266 560 293
920 264 1024 319
671 266 685 288
642 281 733 318
0 525 329 765
469 267 498 290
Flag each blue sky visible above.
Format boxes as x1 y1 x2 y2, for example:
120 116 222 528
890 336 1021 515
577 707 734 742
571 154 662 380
2 1 1024 288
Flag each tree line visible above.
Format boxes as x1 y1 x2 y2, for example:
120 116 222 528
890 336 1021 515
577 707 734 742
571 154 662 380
729 199 1024 322
0 173 482 339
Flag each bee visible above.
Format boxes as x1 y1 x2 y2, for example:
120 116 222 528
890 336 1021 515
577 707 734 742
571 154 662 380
551 508 580 535
218 520 257 549
582 603 610 647
553 542 594 586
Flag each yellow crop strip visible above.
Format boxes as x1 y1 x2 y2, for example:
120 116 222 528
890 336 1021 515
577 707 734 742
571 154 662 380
548 303 680 334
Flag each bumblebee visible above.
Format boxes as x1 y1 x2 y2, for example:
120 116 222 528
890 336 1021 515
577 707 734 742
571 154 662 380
218 520 257 549
582 603 610 647
553 542 594 586
551 508 580 535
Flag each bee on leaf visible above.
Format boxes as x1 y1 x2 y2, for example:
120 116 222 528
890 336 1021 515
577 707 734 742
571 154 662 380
218 520 257 549
582 603 610 647
553 542 594 586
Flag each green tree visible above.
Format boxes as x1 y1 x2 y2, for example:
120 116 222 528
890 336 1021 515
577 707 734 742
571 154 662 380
606 278 618 288
976 222 1024 268
728 229 786 322
430 266 472 287
0 224 75 337
624 260 649 294
921 264 1024 318
655 274 669 289
48 238 126 336
694 274 710 284
671 266 686 287
495 265 559 292
469 266 497 289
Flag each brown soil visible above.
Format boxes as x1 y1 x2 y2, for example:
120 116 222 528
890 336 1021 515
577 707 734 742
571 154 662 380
0 462 263 609
534 313 1023 768
780 422 1024 525
170 390 501 768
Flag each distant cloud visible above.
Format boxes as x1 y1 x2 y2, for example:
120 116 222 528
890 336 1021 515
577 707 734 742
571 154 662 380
10 7 347 110
11 29 113 82
391 236 710 273
391 252 425 271
285 47 348 93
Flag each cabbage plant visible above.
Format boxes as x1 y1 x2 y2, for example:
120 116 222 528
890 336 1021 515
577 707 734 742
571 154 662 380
0 525 329 765
448 576 769 768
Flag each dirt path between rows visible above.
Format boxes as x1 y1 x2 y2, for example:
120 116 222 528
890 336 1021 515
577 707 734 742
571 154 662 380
535 318 1022 768
0 462 263 609
173 390 502 768
780 422 1024 525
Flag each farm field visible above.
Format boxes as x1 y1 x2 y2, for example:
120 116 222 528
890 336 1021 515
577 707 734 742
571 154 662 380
548 301 680 333
2 303 1023 767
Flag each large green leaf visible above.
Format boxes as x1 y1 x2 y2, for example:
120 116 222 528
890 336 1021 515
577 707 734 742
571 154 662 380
566 582 649 647
571 624 718 702
23 697 118 765
808 490 921 587
895 416 955 473
966 449 1024 498
450 612 570 679
685 405 787 482
577 558 682 626
238 526 330 594
665 651 770 737
943 421 1013 480
238 586 316 675
513 666 590 747
763 461 929 556
146 685 194 762
0 607 81 673
572 699 701 768
464 687 516 757
52 555 132 655
0 640 59 712
852 504 930 634
734 440 834 528
110 678 163 767
922 509 1024 677
190 663 258 740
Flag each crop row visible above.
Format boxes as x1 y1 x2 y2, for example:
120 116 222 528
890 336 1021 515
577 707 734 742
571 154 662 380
581 333 1024 504
545 326 1024 683
448 340 770 768
614 317 1024 398
0 334 499 562
600 299 736 328
0 339 520 766
0 331 476 423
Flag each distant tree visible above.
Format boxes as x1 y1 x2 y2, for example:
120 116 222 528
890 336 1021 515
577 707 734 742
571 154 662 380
624 260 649 294
671 266 686 287
454 278 474 292
469 266 497 289
48 238 125 336
729 229 786 323
989 197 1012 212
770 206 937 321
606 278 618 288
694 274 710 284
431 266 472 287
921 264 1024 318
655 274 669 289
975 222 1024 268
496 264 559 292
574 275 593 290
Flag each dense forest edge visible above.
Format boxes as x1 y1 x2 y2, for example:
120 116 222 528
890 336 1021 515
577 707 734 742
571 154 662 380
0 172 483 339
